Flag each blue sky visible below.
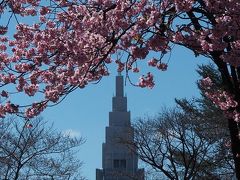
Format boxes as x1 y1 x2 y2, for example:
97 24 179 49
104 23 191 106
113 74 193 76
42 46 209 180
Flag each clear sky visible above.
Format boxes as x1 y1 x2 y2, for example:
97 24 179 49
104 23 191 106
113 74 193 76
42 46 209 180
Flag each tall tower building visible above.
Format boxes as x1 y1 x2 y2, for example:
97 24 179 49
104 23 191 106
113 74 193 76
96 74 144 180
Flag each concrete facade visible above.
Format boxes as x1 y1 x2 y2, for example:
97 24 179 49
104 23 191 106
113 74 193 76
96 75 144 180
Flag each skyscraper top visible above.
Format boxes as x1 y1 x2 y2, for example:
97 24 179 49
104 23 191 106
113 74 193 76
115 75 124 98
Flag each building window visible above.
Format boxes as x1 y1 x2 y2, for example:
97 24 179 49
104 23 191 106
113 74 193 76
120 159 126 168
113 159 119 168
113 159 126 169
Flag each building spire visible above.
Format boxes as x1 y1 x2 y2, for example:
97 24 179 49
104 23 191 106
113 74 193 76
112 74 127 112
115 74 124 97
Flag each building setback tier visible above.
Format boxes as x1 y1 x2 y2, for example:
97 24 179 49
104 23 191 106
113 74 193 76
96 75 144 180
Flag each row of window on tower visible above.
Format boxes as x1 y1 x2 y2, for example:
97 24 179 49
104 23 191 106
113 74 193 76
113 159 126 169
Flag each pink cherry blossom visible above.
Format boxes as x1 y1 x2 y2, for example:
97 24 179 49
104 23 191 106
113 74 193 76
0 26 7 35
200 77 239 121
157 63 168 71
25 123 33 128
200 77 213 88
148 58 158 67
132 67 139 73
1 90 8 98
138 72 155 89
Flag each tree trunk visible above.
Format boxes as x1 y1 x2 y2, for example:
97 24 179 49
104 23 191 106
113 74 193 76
228 118 240 179
213 54 240 179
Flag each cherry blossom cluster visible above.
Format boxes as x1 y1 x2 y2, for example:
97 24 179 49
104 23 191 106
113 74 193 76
148 58 168 71
138 72 155 89
0 0 239 118
115 60 125 72
200 77 240 122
